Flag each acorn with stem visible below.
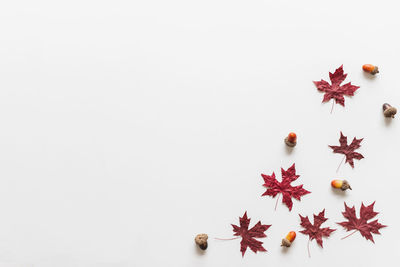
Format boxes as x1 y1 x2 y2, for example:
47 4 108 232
281 231 296 247
362 64 379 75
331 179 352 191
383 103 397 118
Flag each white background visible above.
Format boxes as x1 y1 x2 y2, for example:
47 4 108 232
0 0 399 266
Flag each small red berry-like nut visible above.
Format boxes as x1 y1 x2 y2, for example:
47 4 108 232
281 231 296 247
284 132 297 147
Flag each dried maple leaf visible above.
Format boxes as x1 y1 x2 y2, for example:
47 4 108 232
261 163 310 211
337 202 386 243
329 131 364 170
299 209 336 257
231 211 271 256
314 65 359 112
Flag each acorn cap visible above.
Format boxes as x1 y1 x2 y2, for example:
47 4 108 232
371 66 379 75
284 137 297 147
341 180 352 191
383 106 397 118
281 238 292 247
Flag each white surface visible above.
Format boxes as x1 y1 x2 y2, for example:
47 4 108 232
0 0 399 266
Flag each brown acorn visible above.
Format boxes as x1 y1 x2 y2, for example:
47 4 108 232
383 103 397 118
195 233 208 250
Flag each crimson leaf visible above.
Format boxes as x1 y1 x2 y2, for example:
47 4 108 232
329 131 364 168
337 202 386 243
299 209 336 248
231 211 271 256
314 65 359 109
261 163 310 211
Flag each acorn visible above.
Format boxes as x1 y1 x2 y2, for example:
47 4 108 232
362 64 379 75
383 103 397 118
281 231 296 247
331 179 352 191
284 132 297 147
195 233 208 250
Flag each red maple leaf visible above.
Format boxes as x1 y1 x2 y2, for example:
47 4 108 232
337 202 386 243
314 65 359 112
231 211 271 256
329 132 364 170
261 163 310 211
299 209 336 257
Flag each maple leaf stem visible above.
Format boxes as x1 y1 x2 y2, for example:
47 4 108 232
307 239 311 258
274 193 280 211
341 230 357 240
336 156 345 173
214 237 240 241
330 100 335 114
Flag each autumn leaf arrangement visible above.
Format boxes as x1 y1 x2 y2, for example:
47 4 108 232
197 65 387 257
